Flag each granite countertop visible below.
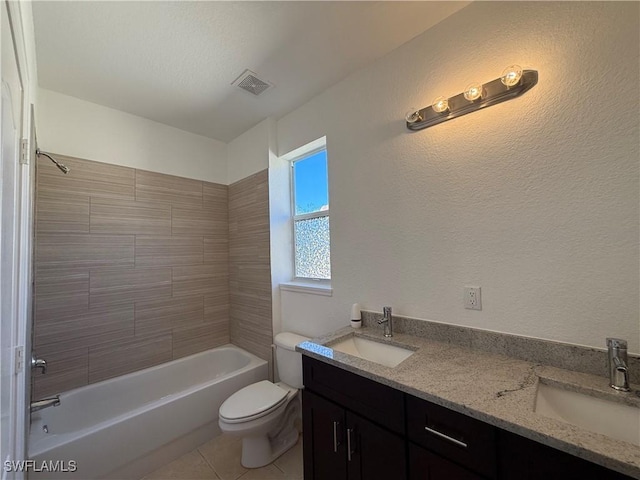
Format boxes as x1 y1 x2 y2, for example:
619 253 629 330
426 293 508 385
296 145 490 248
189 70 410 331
296 326 640 479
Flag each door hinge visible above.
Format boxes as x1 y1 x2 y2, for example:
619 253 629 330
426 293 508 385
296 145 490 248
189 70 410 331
14 346 25 374
20 139 29 165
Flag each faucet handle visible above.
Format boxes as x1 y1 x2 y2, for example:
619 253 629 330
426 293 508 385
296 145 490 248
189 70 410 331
383 306 392 316
607 338 627 350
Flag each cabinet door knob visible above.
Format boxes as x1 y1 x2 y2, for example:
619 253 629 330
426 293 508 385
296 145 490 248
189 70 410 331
333 421 340 453
424 426 468 448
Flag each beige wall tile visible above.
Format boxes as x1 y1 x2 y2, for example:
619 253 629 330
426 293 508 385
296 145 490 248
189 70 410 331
203 182 228 211
34 304 134 348
32 345 89 399
228 170 273 364
35 234 134 272
172 264 228 297
135 170 203 208
203 235 229 269
172 206 227 236
89 333 173 383
37 155 135 200
90 267 172 306
173 323 228 359
90 198 171 235
34 155 233 393
135 296 204 335
36 190 90 234
35 269 89 317
135 236 203 267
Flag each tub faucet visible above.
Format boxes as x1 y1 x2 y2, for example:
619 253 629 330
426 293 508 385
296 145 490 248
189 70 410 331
31 354 47 375
378 306 393 338
30 395 60 413
607 338 630 392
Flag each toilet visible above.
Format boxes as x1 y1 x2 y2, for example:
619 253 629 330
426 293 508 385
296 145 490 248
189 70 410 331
218 332 309 468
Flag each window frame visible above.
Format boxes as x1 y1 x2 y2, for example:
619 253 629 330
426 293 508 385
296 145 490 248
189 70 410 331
289 144 331 283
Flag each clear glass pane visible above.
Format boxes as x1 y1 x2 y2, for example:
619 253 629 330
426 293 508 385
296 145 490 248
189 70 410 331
294 216 331 279
293 150 328 215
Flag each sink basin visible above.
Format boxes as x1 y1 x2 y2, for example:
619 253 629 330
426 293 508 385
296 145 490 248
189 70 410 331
330 336 414 368
534 382 640 446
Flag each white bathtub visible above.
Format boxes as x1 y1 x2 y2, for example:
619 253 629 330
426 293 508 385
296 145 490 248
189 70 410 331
28 344 268 480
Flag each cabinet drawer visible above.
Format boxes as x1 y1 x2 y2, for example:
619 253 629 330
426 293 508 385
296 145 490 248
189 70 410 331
406 394 496 479
303 356 405 435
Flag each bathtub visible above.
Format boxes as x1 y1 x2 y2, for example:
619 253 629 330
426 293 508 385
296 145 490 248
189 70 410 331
28 344 268 480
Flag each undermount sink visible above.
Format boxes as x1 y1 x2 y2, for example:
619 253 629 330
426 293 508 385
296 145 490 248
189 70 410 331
534 381 640 446
330 336 415 368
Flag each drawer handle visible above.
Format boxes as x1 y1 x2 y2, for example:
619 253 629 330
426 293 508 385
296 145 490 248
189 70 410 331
347 428 354 461
424 426 468 449
333 421 340 453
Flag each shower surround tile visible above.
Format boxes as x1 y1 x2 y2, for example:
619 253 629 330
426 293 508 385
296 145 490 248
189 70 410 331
135 235 204 267
37 154 135 200
135 169 203 208
35 234 135 272
34 155 232 397
35 190 90 234
88 333 173 383
228 170 273 368
90 197 171 235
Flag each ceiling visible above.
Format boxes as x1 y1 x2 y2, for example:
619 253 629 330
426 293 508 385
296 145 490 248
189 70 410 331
33 1 468 143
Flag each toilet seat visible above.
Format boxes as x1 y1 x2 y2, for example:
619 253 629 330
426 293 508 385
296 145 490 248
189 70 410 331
219 380 289 424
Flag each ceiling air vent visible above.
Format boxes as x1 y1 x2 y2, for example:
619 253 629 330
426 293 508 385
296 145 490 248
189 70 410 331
232 69 273 96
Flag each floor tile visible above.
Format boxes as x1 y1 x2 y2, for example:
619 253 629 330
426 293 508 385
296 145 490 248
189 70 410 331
198 434 247 480
273 439 303 478
237 464 289 480
142 450 219 480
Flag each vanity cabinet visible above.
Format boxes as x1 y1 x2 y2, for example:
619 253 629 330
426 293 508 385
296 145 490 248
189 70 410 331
301 356 634 480
302 357 406 480
406 394 496 479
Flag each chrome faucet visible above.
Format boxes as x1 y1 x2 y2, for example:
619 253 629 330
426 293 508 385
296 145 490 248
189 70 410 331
378 306 393 338
30 395 60 413
31 354 47 374
607 338 630 392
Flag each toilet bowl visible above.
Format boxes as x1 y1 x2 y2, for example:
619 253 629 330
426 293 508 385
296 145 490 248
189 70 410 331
218 332 309 468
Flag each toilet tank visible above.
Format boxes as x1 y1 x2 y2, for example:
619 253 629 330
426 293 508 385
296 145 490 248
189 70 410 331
274 332 309 388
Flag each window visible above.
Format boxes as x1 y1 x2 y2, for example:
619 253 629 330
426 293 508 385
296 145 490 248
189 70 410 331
292 147 330 280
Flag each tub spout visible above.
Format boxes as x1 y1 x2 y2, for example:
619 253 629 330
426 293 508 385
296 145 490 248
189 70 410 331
31 395 60 413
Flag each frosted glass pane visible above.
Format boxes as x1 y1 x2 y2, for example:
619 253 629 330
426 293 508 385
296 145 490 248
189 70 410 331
294 216 331 279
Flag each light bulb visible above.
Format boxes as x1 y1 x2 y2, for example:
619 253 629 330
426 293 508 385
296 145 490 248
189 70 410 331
405 108 423 123
463 83 483 101
501 65 523 87
431 96 449 113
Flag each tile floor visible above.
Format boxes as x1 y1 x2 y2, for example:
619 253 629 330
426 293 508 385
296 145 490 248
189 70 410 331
141 434 303 480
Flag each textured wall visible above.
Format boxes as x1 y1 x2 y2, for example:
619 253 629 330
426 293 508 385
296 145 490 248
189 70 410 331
277 2 640 351
37 89 228 183
33 154 229 397
228 170 273 368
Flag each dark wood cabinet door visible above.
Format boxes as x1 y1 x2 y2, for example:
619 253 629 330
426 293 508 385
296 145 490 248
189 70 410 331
303 390 348 480
409 443 485 480
498 430 633 480
346 411 407 480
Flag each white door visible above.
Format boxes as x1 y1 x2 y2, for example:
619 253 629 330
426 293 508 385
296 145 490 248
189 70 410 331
1 1 26 478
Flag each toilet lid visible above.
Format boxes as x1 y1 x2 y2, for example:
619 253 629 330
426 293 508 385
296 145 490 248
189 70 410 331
219 381 289 421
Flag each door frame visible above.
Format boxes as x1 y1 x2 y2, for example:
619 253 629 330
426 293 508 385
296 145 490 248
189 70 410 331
2 1 37 476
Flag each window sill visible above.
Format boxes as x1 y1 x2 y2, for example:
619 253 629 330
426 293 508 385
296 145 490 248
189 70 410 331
279 281 333 296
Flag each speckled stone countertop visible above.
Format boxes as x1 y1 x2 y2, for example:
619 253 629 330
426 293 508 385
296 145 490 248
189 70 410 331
296 326 640 479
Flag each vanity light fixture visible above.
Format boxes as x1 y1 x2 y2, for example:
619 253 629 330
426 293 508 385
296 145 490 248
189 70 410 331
406 65 538 131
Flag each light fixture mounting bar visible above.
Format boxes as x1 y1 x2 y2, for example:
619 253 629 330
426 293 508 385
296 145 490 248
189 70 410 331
406 69 538 131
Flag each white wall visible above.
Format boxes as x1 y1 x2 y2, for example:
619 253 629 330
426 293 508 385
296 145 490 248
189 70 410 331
277 2 640 352
37 88 228 183
227 119 271 185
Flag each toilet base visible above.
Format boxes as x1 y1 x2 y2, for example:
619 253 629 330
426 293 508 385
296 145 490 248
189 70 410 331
241 428 299 468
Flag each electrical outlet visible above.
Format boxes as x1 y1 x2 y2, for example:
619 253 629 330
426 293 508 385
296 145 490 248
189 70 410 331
464 286 482 310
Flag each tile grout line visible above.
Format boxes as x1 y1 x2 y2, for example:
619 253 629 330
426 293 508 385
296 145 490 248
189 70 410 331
193 448 222 480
